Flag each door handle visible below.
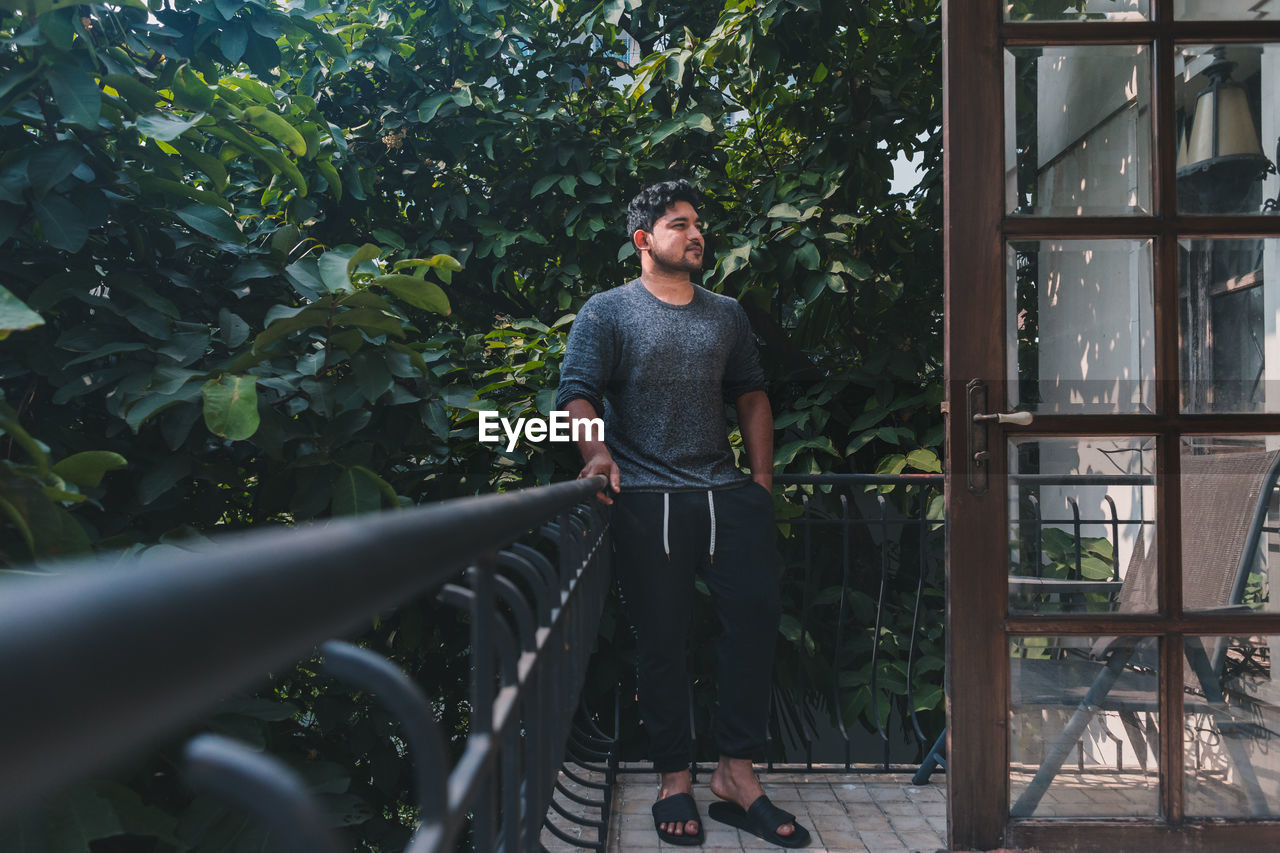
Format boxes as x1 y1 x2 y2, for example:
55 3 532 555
973 411 1035 425
967 380 1034 495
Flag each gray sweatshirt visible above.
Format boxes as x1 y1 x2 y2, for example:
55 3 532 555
555 279 766 491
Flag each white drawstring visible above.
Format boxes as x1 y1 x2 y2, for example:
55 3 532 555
662 492 670 558
707 489 717 561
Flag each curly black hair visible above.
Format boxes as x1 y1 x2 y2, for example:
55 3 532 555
626 179 701 235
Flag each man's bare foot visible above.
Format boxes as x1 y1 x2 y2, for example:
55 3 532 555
709 757 795 838
657 770 700 838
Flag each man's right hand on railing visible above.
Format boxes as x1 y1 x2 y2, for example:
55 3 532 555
578 452 620 505
565 397 619 504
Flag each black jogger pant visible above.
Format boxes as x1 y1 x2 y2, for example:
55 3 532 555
611 481 781 773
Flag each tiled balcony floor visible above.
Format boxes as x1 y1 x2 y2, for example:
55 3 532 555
541 762 1274 851
542 765 949 853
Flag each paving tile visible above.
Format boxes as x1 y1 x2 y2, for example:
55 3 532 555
846 801 890 816
619 827 658 847
900 829 945 845
888 815 932 833
816 829 872 850
805 800 850 816
881 800 926 816
904 785 945 801
701 825 741 846
858 830 910 851
868 787 911 803
797 786 840 801
834 786 877 803
811 813 858 826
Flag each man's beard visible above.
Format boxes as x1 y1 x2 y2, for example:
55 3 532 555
650 243 703 274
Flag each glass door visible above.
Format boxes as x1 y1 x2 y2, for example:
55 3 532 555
944 2 1280 850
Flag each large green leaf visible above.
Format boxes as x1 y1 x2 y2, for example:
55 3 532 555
46 65 100 128
0 414 48 473
220 18 248 63
905 448 941 473
774 437 840 467
174 204 244 243
201 375 260 441
417 92 452 123
137 455 193 505
34 193 88 252
52 451 128 488
318 248 355 292
124 384 203 432
0 284 43 338
372 274 450 314
172 64 216 111
332 307 407 338
252 306 327 352
244 105 307 156
28 142 83 199
331 465 391 516
345 242 381 277
352 351 392 402
134 111 205 142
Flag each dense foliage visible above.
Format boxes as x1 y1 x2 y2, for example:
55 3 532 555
0 0 942 848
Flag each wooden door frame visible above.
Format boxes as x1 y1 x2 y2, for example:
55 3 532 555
943 2 1280 850
944 1 1007 848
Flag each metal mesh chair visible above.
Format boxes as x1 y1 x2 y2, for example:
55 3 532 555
1009 449 1280 817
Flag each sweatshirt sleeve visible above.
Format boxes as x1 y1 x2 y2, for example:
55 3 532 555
722 302 766 403
555 298 615 414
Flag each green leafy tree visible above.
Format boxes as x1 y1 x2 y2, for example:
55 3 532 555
0 0 944 846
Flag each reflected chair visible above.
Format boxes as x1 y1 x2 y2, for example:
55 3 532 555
1009 449 1280 817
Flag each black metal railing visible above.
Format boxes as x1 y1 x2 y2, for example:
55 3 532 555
0 476 613 852
1 471 952 850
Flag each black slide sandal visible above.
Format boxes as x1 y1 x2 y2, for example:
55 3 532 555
707 794 812 848
651 792 706 846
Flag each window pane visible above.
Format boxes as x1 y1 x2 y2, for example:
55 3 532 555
1185 636 1280 817
1005 0 1150 21
1179 238 1280 412
1009 437 1156 616
1175 0 1278 20
1180 437 1280 614
1010 635 1161 818
1009 240 1155 414
1006 46 1153 216
1176 45 1280 215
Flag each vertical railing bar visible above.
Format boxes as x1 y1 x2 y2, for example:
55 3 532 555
533 637 552 849
318 641 450 849
470 552 497 853
831 493 853 772
871 495 890 770
491 603 522 853
1067 496 1083 581
1104 495 1121 581
182 734 344 853
800 495 815 768
1029 494 1043 578
522 664 538 851
906 488 931 747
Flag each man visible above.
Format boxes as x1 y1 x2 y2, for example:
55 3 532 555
555 180 809 848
